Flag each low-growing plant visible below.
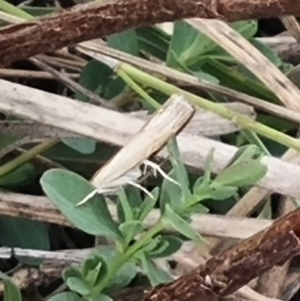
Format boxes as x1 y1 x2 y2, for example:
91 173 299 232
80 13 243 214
33 139 267 301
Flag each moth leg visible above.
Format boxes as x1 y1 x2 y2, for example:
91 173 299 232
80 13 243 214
142 162 148 176
127 181 154 199
142 160 157 177
143 160 180 187
76 188 98 207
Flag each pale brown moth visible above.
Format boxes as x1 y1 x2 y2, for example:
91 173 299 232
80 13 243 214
77 94 195 206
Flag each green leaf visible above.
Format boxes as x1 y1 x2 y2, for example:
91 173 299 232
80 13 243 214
135 234 168 258
117 186 143 223
66 277 91 296
240 130 269 156
162 204 205 243
102 76 126 100
138 187 159 221
0 216 49 265
193 185 237 201
201 59 279 103
139 253 173 286
236 44 281 81
136 26 170 60
22 6 55 16
0 272 22 301
148 235 183 258
257 114 296 133
119 220 144 244
214 160 267 188
117 187 134 223
0 135 20 150
40 169 122 240
231 20 258 39
167 49 191 72
62 137 96 155
0 0 34 20
194 21 257 64
167 21 203 66
192 70 219 84
124 185 143 208
225 145 260 168
193 176 204 190
168 20 257 67
167 137 189 187
147 239 169 257
43 142 116 179
160 169 183 211
63 266 82 282
185 203 209 214
82 257 100 278
47 292 83 301
250 38 282 67
167 138 193 201
76 60 113 102
167 49 219 85
91 294 113 301
139 236 161 255
91 246 137 293
202 149 215 186
82 256 107 287
0 163 35 187
107 29 139 56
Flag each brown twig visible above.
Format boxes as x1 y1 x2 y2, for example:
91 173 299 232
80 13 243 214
0 0 299 66
143 208 300 301
1 199 300 301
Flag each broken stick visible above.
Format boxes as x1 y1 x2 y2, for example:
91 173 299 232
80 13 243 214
143 207 300 301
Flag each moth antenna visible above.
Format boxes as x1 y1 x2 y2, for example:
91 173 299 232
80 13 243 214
127 181 154 199
143 160 180 187
76 189 98 207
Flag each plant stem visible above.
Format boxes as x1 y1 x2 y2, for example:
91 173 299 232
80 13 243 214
118 68 161 110
0 0 34 20
241 129 270 155
95 220 164 293
0 139 59 177
121 63 300 152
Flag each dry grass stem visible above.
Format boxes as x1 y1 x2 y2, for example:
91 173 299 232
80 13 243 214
0 68 79 80
0 192 272 239
1 79 300 197
280 17 300 45
78 41 300 124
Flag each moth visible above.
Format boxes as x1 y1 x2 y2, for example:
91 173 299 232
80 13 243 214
77 94 195 206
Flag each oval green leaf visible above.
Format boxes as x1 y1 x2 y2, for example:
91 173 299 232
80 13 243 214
148 235 183 258
62 137 96 155
40 169 122 240
119 220 144 244
47 292 83 301
91 246 137 293
214 160 267 188
0 272 22 301
66 277 90 296
162 204 206 243
139 253 173 287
